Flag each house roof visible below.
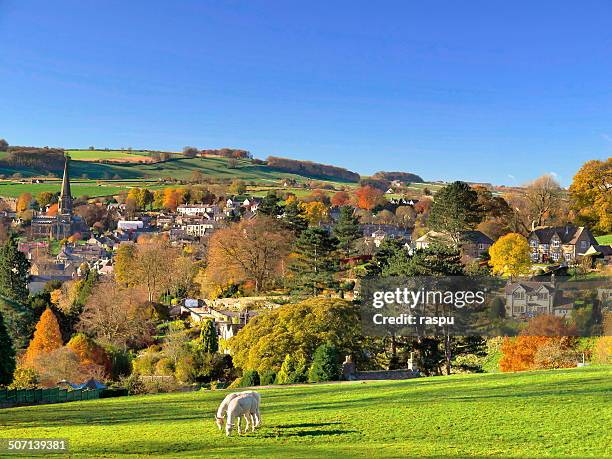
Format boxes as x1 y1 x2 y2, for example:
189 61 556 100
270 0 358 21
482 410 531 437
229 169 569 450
505 281 555 294
529 226 595 245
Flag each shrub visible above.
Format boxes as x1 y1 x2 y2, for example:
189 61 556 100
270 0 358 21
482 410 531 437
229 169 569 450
308 343 340 382
260 370 277 385
174 355 196 383
533 341 578 369
8 367 39 389
155 358 175 376
275 354 295 385
227 377 242 389
132 351 160 376
592 336 612 365
239 369 260 387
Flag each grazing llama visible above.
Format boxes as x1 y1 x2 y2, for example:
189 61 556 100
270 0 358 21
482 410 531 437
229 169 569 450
215 391 261 432
224 393 261 436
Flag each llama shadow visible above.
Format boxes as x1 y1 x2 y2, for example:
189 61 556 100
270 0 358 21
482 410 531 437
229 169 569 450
258 421 355 438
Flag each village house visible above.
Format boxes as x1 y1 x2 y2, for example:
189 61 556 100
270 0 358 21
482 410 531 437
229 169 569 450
583 244 612 266
528 225 597 264
414 230 493 261
504 279 574 318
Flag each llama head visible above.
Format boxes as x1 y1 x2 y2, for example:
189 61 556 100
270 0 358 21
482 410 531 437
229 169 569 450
215 416 224 431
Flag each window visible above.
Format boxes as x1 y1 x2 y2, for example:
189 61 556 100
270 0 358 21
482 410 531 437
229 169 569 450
537 293 548 300
552 238 560 247
552 252 559 261
513 292 525 300
580 241 588 249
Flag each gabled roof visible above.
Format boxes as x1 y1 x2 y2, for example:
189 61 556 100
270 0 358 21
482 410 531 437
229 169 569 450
529 226 595 245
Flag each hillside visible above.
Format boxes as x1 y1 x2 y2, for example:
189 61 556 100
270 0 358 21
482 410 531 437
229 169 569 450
0 152 361 185
1 366 609 458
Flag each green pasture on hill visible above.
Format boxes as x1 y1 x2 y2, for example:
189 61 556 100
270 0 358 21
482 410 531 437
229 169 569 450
595 234 612 246
0 181 125 199
65 150 154 161
1 366 610 458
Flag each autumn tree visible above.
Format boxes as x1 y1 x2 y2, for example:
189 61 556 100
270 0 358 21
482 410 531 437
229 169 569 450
66 333 111 374
499 315 577 372
205 217 292 293
135 237 178 302
114 242 137 286
36 191 54 209
229 298 361 373
46 203 59 216
333 205 362 256
355 185 384 210
23 308 63 367
488 233 531 278
0 309 16 385
428 181 483 244
524 174 563 228
331 191 351 207
229 179 247 195
569 158 612 234
302 201 329 225
78 281 154 350
183 146 199 157
16 193 32 213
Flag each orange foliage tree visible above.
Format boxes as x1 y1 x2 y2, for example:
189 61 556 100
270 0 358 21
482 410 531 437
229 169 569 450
23 308 63 367
46 203 59 216
331 191 351 207
354 186 383 210
16 192 32 213
66 333 111 374
163 188 186 211
499 315 577 372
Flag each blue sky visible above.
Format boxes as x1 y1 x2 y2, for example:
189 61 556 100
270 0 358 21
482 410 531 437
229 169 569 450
1 1 611 186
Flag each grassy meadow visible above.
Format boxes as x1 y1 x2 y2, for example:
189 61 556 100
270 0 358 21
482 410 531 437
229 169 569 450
1 366 610 458
0 181 126 199
65 150 154 162
595 234 612 246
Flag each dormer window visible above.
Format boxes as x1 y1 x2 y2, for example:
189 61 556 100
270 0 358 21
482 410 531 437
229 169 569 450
552 239 560 247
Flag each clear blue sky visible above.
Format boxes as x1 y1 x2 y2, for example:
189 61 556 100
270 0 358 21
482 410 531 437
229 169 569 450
1 1 611 186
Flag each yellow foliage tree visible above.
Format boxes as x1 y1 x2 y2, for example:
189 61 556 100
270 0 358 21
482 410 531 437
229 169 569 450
569 158 612 233
302 201 329 225
488 233 531 278
22 308 63 367
16 192 32 213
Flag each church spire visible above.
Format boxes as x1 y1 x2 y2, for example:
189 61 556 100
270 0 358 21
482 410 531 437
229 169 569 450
59 156 73 215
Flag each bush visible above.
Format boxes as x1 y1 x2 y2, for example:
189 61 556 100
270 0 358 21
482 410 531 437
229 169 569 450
239 369 260 387
120 374 146 395
275 354 295 385
175 355 196 383
308 343 340 382
592 336 612 365
155 358 175 376
227 377 242 389
260 370 277 386
8 367 39 389
132 352 159 376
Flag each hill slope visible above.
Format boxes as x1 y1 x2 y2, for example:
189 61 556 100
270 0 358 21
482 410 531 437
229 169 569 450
1 366 610 458
0 154 360 185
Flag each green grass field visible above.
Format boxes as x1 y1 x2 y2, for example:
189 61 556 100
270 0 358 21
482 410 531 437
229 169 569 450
65 150 153 162
0 181 126 199
596 234 612 246
1 366 610 458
